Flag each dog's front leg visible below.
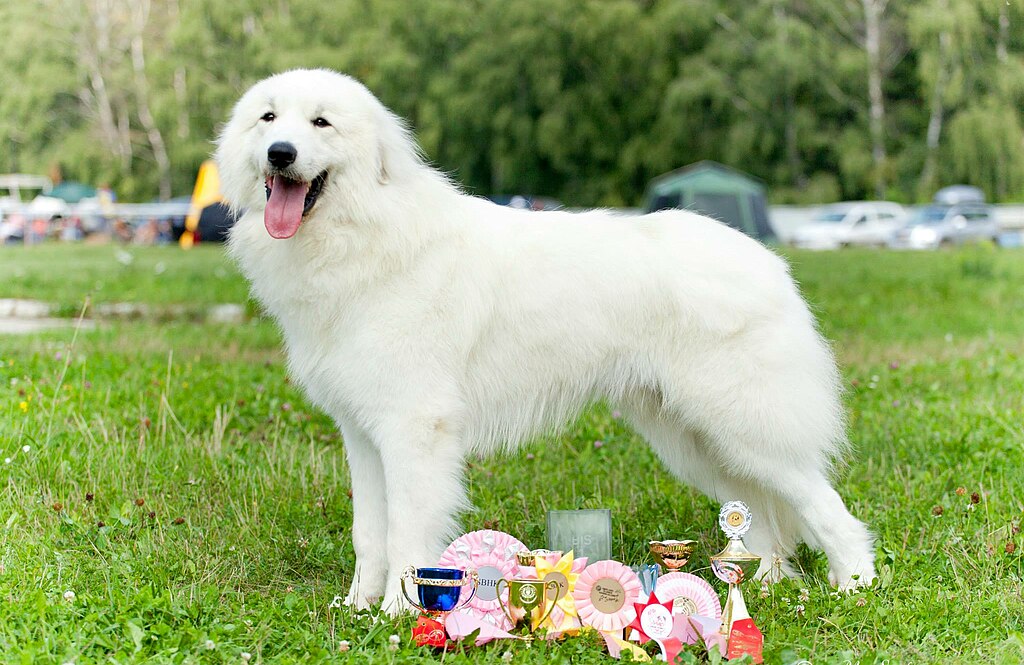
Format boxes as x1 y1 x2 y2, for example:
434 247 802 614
340 424 389 610
377 415 468 616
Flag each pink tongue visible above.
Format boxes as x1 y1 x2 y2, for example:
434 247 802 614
264 175 309 239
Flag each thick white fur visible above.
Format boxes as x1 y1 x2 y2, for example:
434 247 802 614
217 69 876 614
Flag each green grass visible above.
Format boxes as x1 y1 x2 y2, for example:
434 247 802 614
1 244 1022 664
0 244 250 316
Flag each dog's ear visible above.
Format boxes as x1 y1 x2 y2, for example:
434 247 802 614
374 106 419 187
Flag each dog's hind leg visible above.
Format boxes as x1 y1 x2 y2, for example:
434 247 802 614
755 465 875 590
733 408 875 588
623 394 801 581
681 330 877 589
340 423 389 610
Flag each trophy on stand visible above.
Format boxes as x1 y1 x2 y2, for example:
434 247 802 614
709 501 764 664
401 566 479 647
514 549 561 568
648 540 696 574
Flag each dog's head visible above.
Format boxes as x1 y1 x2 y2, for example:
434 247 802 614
216 69 417 239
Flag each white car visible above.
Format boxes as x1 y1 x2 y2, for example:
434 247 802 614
791 202 905 250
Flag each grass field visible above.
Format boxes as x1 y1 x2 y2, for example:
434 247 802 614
1 243 1022 664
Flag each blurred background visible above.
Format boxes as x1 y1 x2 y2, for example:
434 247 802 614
1 0 1023 246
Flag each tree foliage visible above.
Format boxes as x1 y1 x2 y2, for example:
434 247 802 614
1 0 1023 205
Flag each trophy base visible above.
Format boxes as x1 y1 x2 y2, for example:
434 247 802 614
412 614 448 648
727 618 764 664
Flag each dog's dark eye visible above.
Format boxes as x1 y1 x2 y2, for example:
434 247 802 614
312 117 331 128
260 112 276 122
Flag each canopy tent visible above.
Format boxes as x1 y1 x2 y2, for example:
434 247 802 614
644 161 774 241
48 181 97 203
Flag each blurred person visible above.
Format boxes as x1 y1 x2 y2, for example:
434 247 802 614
28 216 49 244
155 218 172 245
98 183 116 234
0 212 25 244
134 218 158 245
60 216 84 242
112 218 133 243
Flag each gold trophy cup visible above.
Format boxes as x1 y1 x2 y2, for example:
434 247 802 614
649 539 697 573
496 578 561 634
514 549 561 568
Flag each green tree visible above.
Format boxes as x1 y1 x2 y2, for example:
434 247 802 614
2 0 1024 205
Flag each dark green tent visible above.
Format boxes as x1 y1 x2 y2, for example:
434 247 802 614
644 161 774 241
49 181 98 203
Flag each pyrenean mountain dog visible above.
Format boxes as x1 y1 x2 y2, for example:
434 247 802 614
216 68 875 614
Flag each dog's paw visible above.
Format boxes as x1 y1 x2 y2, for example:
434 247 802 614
754 553 799 584
343 581 381 611
380 589 414 618
829 565 877 591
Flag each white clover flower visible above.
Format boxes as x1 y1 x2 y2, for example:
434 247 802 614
22 445 30 453
63 590 76 602
240 652 252 662
205 640 216 650
387 644 398 652
4 458 11 464
388 634 400 645
502 651 513 662
338 640 350 652
798 588 810 603
794 604 805 616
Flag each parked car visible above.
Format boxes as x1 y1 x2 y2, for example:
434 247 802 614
790 201 905 249
932 184 985 206
889 186 997 250
489 195 563 211
888 203 998 249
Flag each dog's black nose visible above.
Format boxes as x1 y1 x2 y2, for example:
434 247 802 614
267 142 297 169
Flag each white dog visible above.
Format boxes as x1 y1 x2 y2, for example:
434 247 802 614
217 69 876 614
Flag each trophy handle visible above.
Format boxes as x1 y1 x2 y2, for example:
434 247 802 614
453 569 479 612
494 579 516 627
400 566 427 614
532 580 561 630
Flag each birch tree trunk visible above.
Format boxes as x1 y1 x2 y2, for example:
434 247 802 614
775 2 806 190
129 0 172 199
863 0 888 198
919 19 950 196
74 0 133 169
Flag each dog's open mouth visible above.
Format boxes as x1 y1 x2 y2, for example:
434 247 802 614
263 170 327 239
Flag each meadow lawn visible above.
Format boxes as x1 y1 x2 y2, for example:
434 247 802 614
0 243 1022 664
